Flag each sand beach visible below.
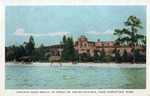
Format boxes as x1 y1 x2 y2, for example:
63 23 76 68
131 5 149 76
5 62 146 68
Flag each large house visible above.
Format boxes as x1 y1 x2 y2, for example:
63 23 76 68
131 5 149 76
45 35 145 57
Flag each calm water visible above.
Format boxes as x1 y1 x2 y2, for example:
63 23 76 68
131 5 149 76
5 66 146 89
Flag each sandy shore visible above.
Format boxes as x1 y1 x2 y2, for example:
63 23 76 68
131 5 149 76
5 62 146 68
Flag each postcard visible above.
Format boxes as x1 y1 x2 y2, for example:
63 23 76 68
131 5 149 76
0 0 150 96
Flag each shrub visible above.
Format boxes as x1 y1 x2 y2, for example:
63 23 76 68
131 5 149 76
114 50 121 63
122 49 129 62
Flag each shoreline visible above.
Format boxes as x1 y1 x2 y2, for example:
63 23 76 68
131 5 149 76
5 62 146 68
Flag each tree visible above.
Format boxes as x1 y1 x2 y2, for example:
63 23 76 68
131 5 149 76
103 55 113 63
141 36 146 51
33 44 45 61
99 48 105 62
62 36 76 61
134 49 143 63
5 44 27 61
51 48 58 56
114 50 121 63
12 45 21 61
5 36 35 62
122 49 129 62
24 36 35 56
93 50 99 61
63 35 67 44
114 16 145 62
82 53 88 62
112 48 117 54
60 35 67 45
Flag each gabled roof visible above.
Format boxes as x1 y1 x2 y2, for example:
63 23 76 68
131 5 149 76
49 56 61 61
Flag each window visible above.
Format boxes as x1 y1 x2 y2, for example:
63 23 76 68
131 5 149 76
81 49 84 51
87 49 90 54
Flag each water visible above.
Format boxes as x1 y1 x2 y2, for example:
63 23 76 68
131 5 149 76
5 66 146 89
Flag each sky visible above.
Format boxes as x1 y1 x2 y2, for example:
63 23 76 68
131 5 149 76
5 6 146 47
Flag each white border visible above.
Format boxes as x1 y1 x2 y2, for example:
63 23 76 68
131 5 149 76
0 0 150 96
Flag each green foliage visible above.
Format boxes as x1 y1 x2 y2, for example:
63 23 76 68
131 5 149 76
141 36 146 51
112 48 117 54
51 48 58 56
93 50 99 61
122 49 129 62
75 53 92 62
75 41 78 46
62 36 76 61
114 50 121 63
82 53 88 62
103 55 113 63
38 44 45 56
114 16 144 46
134 49 145 63
5 36 50 62
32 44 50 61
60 35 67 45
99 48 105 62
63 35 67 44
24 36 35 56
114 16 145 62
5 45 27 61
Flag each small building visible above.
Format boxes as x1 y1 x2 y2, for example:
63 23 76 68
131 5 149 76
49 56 61 61
19 56 32 62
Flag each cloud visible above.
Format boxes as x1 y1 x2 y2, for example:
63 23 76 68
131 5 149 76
14 28 25 36
88 29 114 35
12 28 70 36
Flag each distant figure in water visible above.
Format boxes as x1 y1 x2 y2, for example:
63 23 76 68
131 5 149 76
50 61 53 66
60 62 62 66
58 62 62 66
